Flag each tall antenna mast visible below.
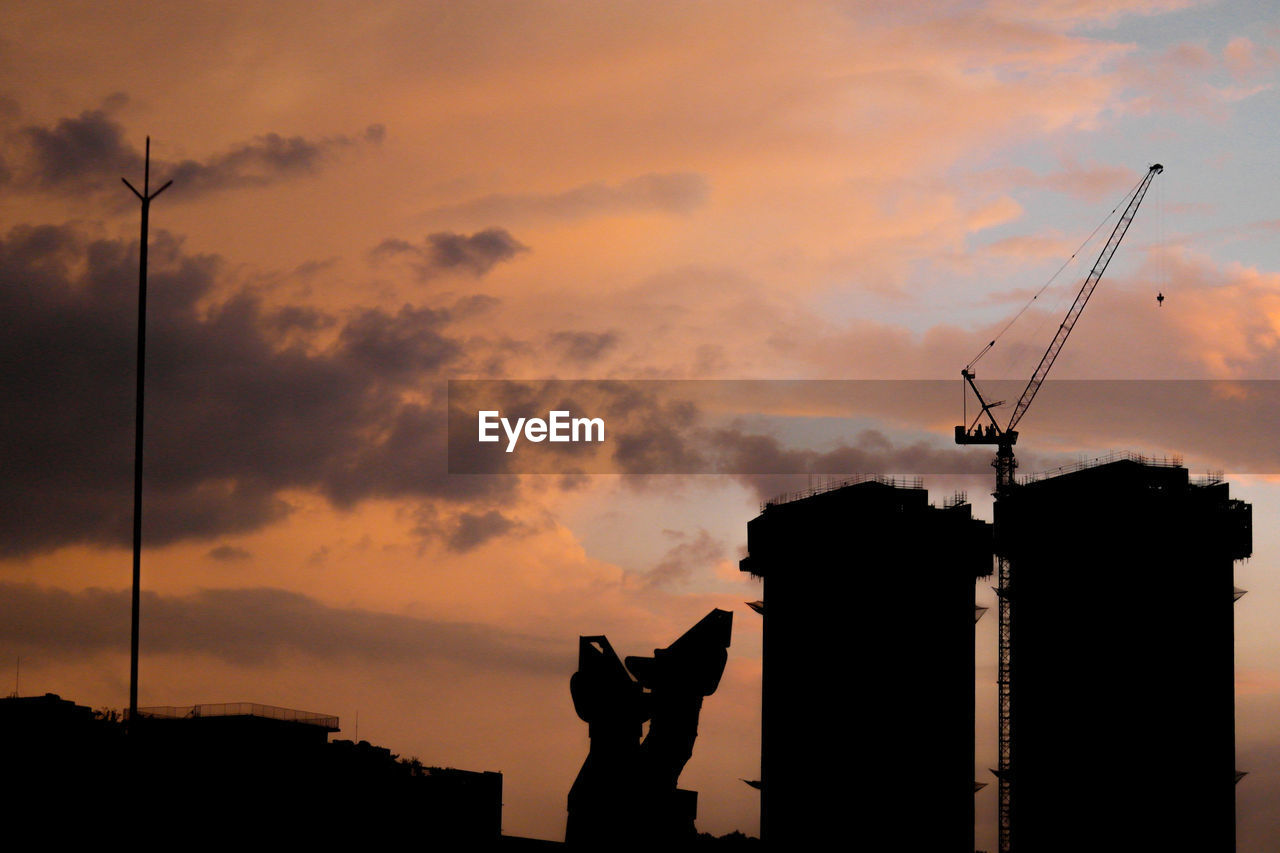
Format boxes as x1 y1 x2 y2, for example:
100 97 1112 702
122 138 171 726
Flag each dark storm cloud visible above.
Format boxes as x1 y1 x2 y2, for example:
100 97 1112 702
712 427 1003 503
165 124 384 195
450 293 502 318
610 397 706 474
292 257 339 279
207 545 252 562
428 229 526 273
338 304 461 379
0 223 516 557
549 330 618 364
331 401 517 508
424 172 709 223
448 510 517 553
5 106 383 197
264 304 337 335
644 529 726 589
712 427 997 476
16 108 141 190
0 582 570 674
371 228 528 279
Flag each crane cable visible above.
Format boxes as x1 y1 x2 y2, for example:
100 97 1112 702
965 175 1146 372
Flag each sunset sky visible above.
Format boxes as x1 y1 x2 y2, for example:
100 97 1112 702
3 1 1280 847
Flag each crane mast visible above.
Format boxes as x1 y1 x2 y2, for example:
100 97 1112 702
956 163 1163 853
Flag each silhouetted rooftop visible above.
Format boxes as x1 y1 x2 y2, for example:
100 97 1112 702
1017 450 1206 485
762 473 925 510
135 702 339 730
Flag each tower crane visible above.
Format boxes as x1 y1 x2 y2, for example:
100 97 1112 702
955 163 1163 853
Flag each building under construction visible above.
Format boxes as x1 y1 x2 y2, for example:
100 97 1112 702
740 476 993 850
997 455 1251 851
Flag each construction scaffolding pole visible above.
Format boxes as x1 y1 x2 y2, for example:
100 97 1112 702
996 553 1012 852
994 442 1015 853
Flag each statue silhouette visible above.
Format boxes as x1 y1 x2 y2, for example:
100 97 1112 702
566 609 732 848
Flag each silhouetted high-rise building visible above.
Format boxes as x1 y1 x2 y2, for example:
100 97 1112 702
740 477 993 850
997 457 1250 850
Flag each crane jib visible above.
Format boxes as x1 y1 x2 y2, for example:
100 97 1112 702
955 163 1163 446
1006 163 1162 433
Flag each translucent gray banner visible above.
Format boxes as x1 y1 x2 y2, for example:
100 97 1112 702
447 380 1280 475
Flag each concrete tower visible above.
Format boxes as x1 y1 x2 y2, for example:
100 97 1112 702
998 457 1251 850
741 477 993 850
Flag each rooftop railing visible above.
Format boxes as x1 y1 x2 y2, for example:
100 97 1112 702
135 703 339 730
763 473 925 510
1019 450 1184 485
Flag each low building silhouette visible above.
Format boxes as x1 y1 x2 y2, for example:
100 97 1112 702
740 477 992 850
1 696 501 846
